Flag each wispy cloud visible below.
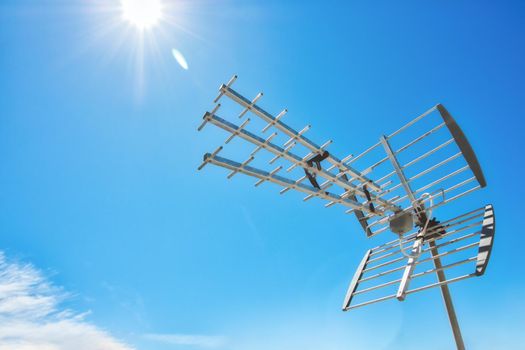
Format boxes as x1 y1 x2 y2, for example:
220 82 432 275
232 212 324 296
144 333 227 348
0 252 135 350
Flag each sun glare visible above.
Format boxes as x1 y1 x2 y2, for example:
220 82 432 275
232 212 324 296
121 0 163 30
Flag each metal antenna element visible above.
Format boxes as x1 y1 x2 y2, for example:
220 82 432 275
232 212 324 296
197 76 495 350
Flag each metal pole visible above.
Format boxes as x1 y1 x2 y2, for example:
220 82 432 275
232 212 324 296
429 240 466 350
381 133 464 348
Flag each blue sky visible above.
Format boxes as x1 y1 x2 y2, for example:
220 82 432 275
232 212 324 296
1 0 524 349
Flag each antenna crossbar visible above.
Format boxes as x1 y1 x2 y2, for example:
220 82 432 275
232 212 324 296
202 153 374 212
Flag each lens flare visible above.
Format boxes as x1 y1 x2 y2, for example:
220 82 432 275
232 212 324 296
172 49 189 70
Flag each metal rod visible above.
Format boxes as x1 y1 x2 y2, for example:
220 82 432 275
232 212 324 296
347 142 381 165
392 168 471 205
206 112 393 213
303 181 333 201
425 185 481 212
327 154 353 172
367 183 481 233
370 217 483 261
238 92 263 119
396 122 446 154
370 228 481 266
280 175 307 195
213 75 237 103
375 170 396 185
411 256 476 281
220 85 383 192
270 141 296 164
197 146 223 170
387 105 438 138
423 231 480 256
361 156 389 176
344 293 397 310
284 125 311 147
368 223 480 267
428 240 466 350
287 140 332 172
403 138 455 169
396 238 423 301
255 166 282 187
359 260 406 284
363 254 407 273
345 268 475 316
369 207 485 256
380 136 418 207
225 118 251 143
363 236 480 281
380 151 464 198
197 104 221 131
342 250 371 311
353 256 476 298
227 157 254 179
205 154 372 212
262 109 287 133
405 272 475 295
408 152 463 182
251 132 278 156
353 277 402 296
376 132 472 197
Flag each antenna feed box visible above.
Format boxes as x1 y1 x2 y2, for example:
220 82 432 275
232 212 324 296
389 211 414 235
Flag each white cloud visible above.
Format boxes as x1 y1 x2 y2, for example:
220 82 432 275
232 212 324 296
144 333 227 348
0 252 135 350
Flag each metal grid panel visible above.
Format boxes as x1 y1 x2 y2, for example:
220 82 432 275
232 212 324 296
342 205 495 311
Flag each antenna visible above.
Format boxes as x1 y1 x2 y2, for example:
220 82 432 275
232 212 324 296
197 76 495 350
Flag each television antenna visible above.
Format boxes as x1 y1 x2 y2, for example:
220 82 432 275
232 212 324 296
197 76 495 350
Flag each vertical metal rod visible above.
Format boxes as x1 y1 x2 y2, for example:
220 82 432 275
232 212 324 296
387 105 438 138
380 136 418 205
396 237 423 300
429 240 466 350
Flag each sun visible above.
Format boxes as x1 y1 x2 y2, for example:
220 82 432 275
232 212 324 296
121 0 163 30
